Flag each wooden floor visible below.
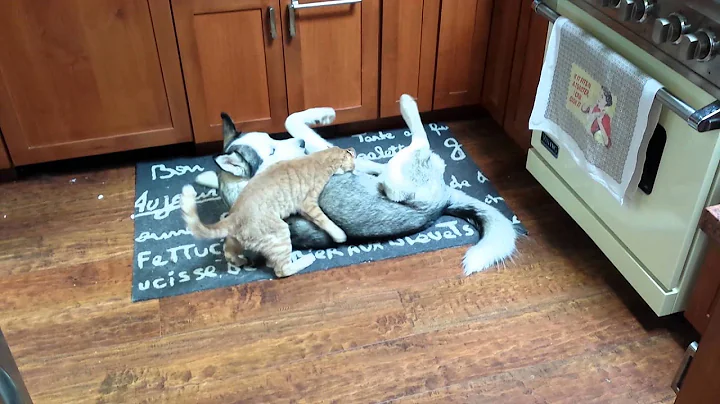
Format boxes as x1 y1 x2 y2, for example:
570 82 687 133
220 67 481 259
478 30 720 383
0 119 693 403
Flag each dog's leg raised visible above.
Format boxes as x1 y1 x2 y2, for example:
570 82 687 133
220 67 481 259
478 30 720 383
285 108 337 153
399 94 430 152
379 94 437 204
285 107 386 176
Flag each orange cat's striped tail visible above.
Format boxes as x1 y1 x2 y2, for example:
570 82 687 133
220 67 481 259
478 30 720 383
181 185 230 239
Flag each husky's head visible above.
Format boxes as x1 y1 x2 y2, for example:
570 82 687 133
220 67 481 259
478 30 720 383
214 112 307 178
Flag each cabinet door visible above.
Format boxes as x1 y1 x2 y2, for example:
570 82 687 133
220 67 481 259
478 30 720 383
0 135 11 170
379 0 440 117
502 5 547 150
675 295 720 403
433 0 493 110
281 0 380 123
0 0 191 165
481 0 523 124
174 0 288 143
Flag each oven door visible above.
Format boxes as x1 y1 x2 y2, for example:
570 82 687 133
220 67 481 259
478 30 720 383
526 1 720 315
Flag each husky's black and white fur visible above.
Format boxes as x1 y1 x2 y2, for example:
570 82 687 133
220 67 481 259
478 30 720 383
195 95 517 274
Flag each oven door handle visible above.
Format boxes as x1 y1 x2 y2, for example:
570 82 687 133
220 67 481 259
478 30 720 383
532 0 720 133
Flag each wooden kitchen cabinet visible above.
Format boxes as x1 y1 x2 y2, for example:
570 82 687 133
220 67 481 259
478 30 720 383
174 0 289 143
675 309 720 404
0 134 12 170
0 0 192 165
281 0 380 124
685 207 720 335
502 2 548 150
675 206 720 403
481 0 523 124
379 0 440 117
433 0 493 110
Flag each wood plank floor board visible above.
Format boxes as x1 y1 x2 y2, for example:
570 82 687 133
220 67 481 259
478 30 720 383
391 336 681 404
148 294 666 403
0 119 691 403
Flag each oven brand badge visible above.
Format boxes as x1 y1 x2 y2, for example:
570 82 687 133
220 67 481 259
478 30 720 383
541 132 559 158
566 64 616 148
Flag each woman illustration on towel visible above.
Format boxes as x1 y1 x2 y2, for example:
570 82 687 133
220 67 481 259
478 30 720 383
581 86 613 148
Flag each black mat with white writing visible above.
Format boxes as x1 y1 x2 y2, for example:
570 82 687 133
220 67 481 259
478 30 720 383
131 123 527 301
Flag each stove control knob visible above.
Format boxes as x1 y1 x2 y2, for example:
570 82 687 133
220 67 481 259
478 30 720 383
595 0 620 7
652 13 690 44
619 0 655 22
679 29 718 61
618 0 636 21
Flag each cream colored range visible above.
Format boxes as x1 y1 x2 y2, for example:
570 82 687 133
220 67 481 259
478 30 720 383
527 0 720 316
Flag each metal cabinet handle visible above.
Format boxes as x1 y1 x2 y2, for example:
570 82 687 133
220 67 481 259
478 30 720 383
287 0 361 38
268 7 277 40
291 0 361 9
671 341 698 393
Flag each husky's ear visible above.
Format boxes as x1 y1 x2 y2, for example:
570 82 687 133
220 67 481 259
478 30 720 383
214 152 250 178
221 112 238 148
214 145 263 178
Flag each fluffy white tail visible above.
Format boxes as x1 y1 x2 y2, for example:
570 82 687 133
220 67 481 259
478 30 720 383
445 189 518 275
181 185 230 239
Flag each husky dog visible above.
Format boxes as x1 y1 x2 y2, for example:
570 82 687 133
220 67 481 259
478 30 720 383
195 95 517 274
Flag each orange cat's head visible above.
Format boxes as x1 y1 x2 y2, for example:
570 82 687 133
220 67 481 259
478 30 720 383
342 147 357 171
339 147 356 173
324 146 356 173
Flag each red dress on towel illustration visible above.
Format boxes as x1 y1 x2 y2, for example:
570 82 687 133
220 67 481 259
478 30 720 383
581 86 614 148
589 105 612 146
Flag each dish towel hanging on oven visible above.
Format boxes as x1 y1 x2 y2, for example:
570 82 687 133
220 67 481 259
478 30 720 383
529 16 663 205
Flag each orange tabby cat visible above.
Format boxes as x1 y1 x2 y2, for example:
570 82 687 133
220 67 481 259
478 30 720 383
181 146 355 277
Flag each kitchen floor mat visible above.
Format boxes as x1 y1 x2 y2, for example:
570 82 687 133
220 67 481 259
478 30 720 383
131 123 526 301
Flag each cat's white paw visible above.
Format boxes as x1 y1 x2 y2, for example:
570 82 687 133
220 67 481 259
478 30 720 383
329 228 347 244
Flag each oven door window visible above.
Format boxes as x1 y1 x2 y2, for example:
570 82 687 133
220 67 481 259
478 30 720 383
638 125 667 195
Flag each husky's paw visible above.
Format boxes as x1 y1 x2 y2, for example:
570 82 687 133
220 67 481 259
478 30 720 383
306 107 336 126
399 94 418 111
399 94 416 105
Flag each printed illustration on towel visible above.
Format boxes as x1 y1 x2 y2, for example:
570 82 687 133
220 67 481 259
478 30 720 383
566 64 616 148
544 21 650 185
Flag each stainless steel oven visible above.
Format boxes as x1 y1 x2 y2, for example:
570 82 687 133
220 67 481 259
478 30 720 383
0 329 32 404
